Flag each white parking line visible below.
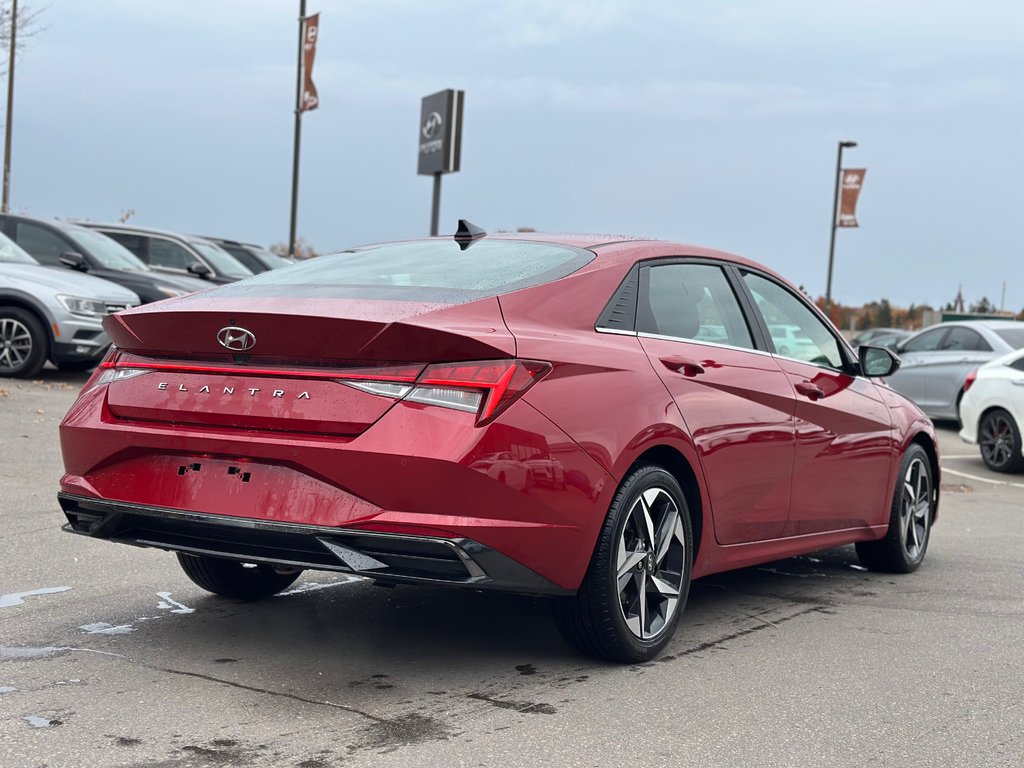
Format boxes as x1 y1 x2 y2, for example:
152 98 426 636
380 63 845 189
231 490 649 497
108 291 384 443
941 466 1024 489
940 454 979 460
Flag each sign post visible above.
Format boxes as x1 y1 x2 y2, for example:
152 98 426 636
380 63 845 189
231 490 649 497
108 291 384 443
417 89 464 236
288 2 320 260
825 140 861 313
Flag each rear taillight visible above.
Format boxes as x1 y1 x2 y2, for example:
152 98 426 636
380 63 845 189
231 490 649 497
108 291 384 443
83 347 152 393
963 368 978 393
341 359 551 425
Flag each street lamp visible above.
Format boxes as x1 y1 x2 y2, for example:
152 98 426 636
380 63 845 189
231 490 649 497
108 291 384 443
824 140 857 314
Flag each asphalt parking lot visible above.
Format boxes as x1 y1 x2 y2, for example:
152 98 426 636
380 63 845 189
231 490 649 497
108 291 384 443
2 371 1022 768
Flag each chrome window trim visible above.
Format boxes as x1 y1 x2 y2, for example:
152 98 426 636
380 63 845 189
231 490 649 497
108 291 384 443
594 327 638 337
636 331 774 358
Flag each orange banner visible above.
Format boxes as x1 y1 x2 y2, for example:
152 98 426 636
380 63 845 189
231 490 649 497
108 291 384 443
300 14 320 112
838 168 865 228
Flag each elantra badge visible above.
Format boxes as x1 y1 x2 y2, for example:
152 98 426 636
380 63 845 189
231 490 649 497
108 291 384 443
217 326 256 352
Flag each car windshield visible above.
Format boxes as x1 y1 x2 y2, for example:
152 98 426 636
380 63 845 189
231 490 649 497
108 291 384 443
994 328 1024 349
67 228 150 270
189 241 253 277
210 239 595 302
0 231 38 264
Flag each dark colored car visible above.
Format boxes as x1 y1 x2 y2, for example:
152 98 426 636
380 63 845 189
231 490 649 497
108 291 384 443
199 237 293 274
0 214 209 304
850 327 902 347
59 228 939 662
79 223 253 284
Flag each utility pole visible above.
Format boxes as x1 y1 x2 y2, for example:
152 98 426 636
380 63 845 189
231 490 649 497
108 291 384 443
287 0 306 260
825 139 857 314
2 0 18 213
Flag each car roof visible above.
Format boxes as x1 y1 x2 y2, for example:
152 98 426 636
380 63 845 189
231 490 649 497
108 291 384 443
74 221 211 243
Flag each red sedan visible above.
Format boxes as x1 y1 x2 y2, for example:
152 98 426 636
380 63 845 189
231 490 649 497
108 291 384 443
58 225 939 662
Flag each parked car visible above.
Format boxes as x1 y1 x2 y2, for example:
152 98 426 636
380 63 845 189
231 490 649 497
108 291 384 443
79 223 253 284
958 350 1024 472
0 214 209 304
767 323 818 360
59 227 938 663
0 231 138 377
199 237 293 273
887 320 1024 420
869 330 911 351
850 327 902 347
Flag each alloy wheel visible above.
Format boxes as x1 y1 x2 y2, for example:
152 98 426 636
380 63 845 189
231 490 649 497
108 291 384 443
900 456 931 562
0 317 33 372
980 413 1015 470
616 486 686 640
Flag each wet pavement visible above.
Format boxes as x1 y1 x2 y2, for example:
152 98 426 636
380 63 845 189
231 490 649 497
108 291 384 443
2 372 1022 767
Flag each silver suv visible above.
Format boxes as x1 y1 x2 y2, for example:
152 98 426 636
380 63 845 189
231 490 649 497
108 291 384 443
0 231 139 377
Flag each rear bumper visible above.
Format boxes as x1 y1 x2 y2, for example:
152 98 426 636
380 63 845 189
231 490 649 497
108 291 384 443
59 493 571 595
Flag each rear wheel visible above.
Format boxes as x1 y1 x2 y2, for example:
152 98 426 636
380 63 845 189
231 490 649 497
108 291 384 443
176 554 302 600
856 443 934 573
0 308 47 378
978 409 1024 473
553 465 692 663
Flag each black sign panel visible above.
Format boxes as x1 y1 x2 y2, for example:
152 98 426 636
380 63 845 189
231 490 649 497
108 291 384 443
417 89 464 176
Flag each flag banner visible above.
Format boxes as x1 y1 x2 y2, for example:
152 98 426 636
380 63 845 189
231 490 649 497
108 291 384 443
838 168 865 227
300 13 320 112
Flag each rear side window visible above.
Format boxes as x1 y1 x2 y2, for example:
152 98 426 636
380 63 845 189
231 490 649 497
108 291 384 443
995 328 1024 349
211 240 594 302
1009 355 1024 372
149 238 200 270
639 263 754 349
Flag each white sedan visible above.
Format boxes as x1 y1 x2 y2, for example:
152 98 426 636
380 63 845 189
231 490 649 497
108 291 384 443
958 349 1024 472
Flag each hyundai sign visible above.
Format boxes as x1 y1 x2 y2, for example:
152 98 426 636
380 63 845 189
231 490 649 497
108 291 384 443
417 89 464 176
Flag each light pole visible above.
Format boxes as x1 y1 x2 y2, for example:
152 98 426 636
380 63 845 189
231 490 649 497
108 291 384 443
825 139 857 314
287 0 307 260
2 0 18 213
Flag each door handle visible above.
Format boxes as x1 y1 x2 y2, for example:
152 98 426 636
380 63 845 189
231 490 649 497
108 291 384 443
660 356 706 377
1012 380 1024 387
795 381 824 400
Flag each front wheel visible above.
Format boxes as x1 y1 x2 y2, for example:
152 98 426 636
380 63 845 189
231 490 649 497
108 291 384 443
856 443 934 573
0 308 47 378
177 554 302 599
553 465 693 663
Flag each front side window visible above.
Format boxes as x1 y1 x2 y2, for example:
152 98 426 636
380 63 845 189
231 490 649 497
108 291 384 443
942 327 991 352
15 222 71 266
742 272 843 368
901 328 947 353
639 263 754 350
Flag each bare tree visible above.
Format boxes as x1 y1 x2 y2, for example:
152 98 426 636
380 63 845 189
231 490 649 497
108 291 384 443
270 237 319 260
0 2 46 75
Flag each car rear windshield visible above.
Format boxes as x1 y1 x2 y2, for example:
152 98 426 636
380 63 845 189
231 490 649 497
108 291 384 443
211 240 594 301
995 328 1024 349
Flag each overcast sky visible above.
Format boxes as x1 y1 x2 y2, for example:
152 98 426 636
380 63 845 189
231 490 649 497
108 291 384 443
9 0 1023 310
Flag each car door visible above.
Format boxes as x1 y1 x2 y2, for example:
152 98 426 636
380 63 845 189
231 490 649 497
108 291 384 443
888 327 949 410
928 326 994 415
636 261 796 544
738 270 895 536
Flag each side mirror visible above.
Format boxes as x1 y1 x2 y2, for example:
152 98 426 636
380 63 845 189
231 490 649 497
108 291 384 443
59 251 87 270
860 345 901 378
187 262 212 278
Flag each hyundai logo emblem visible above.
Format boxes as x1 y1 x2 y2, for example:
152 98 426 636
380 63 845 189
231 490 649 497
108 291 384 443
217 326 256 352
422 111 442 140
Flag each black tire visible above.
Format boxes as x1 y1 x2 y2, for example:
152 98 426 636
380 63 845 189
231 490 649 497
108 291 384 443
553 465 693 663
176 553 302 600
856 443 934 573
978 408 1024 473
0 307 48 378
55 360 98 372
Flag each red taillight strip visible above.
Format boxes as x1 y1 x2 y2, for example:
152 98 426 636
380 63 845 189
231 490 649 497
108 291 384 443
101 360 421 383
